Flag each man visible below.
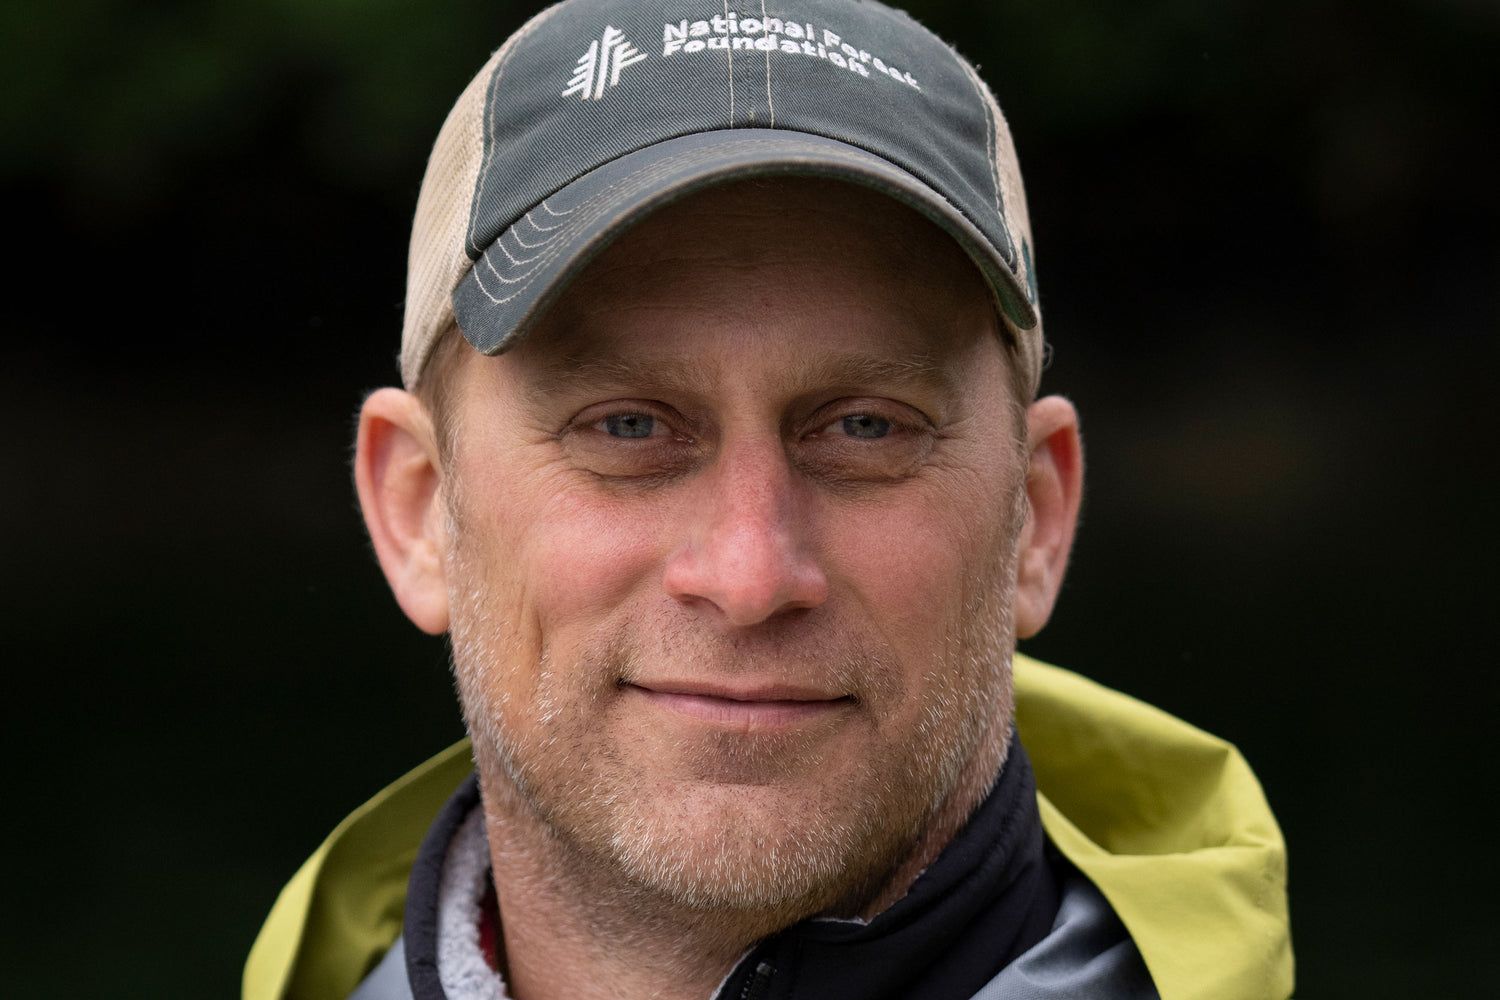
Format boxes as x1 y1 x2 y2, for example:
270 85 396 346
246 1 1292 998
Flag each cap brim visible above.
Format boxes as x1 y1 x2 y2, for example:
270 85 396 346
452 128 1038 357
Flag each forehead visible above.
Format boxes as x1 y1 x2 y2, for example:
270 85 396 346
500 178 1007 387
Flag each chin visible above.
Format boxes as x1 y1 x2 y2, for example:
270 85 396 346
595 772 914 917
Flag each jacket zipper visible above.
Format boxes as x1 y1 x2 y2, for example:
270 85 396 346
738 959 775 1000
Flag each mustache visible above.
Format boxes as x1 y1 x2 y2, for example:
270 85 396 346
568 606 906 706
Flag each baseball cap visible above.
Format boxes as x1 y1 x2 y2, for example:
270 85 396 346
402 0 1044 396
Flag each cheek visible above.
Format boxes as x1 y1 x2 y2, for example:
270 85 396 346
449 481 673 746
830 473 1015 616
820 474 1021 732
498 480 678 647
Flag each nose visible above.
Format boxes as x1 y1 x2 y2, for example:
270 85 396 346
663 436 829 626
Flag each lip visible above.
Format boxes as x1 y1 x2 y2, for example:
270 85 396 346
624 681 853 732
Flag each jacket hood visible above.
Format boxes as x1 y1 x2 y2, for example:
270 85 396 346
1014 659 1293 999
243 655 1293 1000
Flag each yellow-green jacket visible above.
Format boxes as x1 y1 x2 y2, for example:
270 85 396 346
244 655 1294 1000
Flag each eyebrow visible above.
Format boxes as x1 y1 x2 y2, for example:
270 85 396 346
523 349 959 404
525 353 720 402
805 353 958 396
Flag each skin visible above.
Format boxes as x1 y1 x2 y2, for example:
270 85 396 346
355 178 1083 1000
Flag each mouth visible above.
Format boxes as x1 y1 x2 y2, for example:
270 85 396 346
623 680 855 733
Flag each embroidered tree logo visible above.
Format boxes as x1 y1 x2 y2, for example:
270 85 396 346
563 26 647 100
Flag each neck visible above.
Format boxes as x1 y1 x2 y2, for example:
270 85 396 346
478 776 770 1000
839 723 1010 921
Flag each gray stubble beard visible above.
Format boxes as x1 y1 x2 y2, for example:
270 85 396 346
442 479 1023 938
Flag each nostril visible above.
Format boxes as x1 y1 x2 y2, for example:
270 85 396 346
663 530 828 626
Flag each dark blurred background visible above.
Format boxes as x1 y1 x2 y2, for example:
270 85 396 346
5 0 1496 995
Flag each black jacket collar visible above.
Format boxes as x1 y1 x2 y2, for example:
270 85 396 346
403 738 1060 1000
713 738 1060 1000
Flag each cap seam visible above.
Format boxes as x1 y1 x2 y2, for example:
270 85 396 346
469 7 562 260
722 0 735 126
761 0 776 128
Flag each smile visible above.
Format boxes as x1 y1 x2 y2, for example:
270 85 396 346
623 681 855 732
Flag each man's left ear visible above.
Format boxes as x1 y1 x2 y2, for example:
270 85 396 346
1013 396 1083 638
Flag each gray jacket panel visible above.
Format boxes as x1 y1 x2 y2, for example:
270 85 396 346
348 937 413 1000
347 875 1156 1000
976 871 1158 1000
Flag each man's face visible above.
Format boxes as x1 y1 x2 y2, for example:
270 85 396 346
440 178 1030 921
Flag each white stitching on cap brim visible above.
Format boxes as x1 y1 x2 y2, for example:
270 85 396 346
522 201 576 232
469 134 922 308
474 140 791 302
508 222 560 251
489 200 580 267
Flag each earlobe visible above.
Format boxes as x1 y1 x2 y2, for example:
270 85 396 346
354 388 451 635
1013 396 1083 639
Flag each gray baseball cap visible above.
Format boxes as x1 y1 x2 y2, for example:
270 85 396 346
402 0 1044 395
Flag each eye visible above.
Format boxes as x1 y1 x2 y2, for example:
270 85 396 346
603 413 656 439
563 402 703 482
841 414 891 439
794 400 935 486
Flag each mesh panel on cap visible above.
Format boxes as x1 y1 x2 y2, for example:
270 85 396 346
959 60 1044 397
401 54 494 389
401 6 565 389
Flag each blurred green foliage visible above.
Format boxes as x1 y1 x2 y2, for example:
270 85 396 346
4 0 525 212
7 0 1495 225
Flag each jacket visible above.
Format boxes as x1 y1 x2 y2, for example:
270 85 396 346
243 655 1294 1000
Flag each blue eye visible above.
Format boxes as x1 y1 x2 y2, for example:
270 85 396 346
604 413 655 439
842 414 891 439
